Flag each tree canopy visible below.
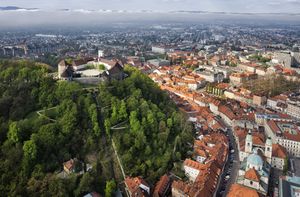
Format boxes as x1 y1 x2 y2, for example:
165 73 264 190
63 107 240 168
0 60 193 196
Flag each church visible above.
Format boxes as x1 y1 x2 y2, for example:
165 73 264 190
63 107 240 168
234 128 288 195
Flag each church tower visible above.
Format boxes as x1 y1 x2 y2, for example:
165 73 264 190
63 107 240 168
265 137 272 163
245 130 253 153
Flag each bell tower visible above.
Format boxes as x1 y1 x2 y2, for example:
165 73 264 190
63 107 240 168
245 130 253 153
265 137 272 163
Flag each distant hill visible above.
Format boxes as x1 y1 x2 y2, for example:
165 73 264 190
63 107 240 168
0 6 38 11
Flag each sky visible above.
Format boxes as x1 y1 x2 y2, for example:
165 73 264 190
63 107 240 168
1 0 300 13
0 0 300 29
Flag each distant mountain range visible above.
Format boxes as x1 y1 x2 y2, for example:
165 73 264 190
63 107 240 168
171 10 300 16
0 6 38 11
0 6 299 16
57 9 300 16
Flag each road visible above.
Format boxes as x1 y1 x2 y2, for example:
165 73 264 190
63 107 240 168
223 127 240 196
215 125 240 197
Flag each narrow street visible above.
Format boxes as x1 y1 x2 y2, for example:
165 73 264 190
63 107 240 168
223 127 240 196
215 124 240 196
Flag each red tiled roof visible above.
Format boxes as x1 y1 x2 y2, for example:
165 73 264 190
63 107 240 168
125 177 149 197
272 144 288 159
227 184 259 197
267 120 281 135
218 105 236 120
153 175 171 197
184 159 206 171
245 168 260 182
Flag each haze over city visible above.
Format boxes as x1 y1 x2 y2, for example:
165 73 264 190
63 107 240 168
1 0 300 12
1 0 300 28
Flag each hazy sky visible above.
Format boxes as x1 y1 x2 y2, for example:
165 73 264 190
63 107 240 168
1 0 300 13
1 0 300 29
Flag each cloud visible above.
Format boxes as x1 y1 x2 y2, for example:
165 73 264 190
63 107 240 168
1 0 300 13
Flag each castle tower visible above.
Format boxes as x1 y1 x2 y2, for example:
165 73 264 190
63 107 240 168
265 137 272 163
58 60 67 79
245 130 253 153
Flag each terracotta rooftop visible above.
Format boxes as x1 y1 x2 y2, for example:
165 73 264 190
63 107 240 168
172 180 195 196
227 184 260 197
267 120 281 135
234 127 264 151
125 177 149 197
184 159 206 171
252 135 265 147
218 105 236 120
153 175 171 197
267 120 300 142
245 168 261 182
272 144 288 159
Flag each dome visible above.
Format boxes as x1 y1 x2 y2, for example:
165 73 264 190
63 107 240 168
247 153 263 167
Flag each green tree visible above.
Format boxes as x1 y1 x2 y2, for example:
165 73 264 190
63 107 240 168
7 122 20 144
89 104 101 137
98 64 106 70
111 106 118 124
105 179 116 197
167 118 173 128
118 100 128 121
23 140 37 161
60 104 78 134
104 119 111 137
129 111 140 134
75 173 94 196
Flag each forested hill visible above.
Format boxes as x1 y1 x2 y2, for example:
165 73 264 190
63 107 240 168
0 60 193 196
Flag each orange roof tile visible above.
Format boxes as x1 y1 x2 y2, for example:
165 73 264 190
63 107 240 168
218 105 236 120
267 120 281 135
184 159 206 171
272 144 288 159
153 175 171 197
244 168 260 182
125 177 149 197
227 184 259 197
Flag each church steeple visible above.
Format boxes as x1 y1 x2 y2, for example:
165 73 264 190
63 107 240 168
265 137 272 163
245 130 253 153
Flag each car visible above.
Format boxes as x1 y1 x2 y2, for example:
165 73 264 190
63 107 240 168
230 149 235 153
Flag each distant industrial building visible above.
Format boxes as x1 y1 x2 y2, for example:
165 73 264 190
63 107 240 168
147 59 170 67
151 46 173 54
272 52 300 68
